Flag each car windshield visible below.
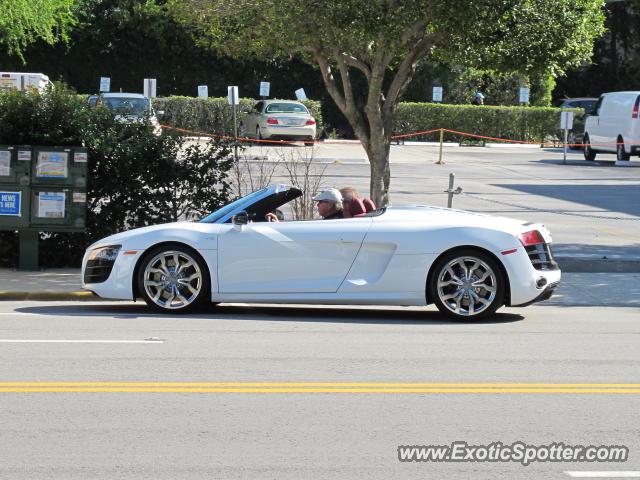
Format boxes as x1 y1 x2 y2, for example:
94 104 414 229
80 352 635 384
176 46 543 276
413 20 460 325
200 188 268 223
103 97 150 115
264 103 309 114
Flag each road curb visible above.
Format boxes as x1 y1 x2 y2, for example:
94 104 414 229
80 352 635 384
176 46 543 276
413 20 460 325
0 291 108 301
555 256 640 273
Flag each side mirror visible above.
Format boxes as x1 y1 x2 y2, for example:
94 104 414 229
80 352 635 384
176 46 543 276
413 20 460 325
232 210 249 231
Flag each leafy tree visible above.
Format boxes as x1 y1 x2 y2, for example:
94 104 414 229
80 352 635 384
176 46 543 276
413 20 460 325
0 0 77 59
169 0 605 205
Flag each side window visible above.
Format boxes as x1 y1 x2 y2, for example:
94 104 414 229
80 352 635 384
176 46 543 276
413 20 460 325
593 97 604 116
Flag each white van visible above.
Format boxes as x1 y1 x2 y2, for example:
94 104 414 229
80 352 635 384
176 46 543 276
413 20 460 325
0 72 52 93
583 91 640 162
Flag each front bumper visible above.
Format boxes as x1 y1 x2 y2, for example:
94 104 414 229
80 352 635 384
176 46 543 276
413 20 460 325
81 248 142 300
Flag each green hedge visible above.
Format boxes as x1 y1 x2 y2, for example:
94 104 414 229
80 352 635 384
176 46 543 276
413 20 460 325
393 103 584 144
154 97 324 139
0 86 234 268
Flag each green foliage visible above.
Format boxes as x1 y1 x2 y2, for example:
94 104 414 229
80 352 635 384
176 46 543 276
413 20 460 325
393 103 576 144
0 87 234 268
0 0 77 59
154 96 323 138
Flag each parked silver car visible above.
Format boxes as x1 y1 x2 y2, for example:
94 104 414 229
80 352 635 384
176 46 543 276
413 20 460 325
240 100 316 145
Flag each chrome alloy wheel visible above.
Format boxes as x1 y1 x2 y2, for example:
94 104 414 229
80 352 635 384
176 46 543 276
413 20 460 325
436 256 497 316
142 250 203 310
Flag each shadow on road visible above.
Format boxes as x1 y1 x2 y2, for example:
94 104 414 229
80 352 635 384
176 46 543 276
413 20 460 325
15 303 525 325
493 183 640 218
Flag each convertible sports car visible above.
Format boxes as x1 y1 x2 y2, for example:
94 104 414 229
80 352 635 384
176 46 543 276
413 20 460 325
82 184 561 320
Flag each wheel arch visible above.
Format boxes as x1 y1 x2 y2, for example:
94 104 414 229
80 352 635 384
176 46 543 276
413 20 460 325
425 245 511 306
131 241 212 300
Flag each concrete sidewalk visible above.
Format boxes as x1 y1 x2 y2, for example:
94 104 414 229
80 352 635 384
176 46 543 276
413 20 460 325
0 268 637 308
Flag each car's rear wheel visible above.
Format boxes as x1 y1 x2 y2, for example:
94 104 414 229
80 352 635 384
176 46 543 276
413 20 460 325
617 136 630 161
256 126 263 144
137 244 210 313
429 249 505 321
583 134 596 161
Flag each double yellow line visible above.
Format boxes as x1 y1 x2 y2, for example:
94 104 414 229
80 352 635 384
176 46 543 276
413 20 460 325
1 383 640 393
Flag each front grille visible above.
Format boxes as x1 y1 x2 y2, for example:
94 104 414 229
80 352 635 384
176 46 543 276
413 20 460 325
525 243 558 271
84 259 115 284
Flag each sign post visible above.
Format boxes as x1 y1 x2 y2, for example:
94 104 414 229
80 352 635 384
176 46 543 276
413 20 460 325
519 87 530 106
560 111 574 165
197 86 208 98
294 88 307 101
432 86 443 103
143 78 157 98
259 82 270 99
99 77 111 93
228 86 240 163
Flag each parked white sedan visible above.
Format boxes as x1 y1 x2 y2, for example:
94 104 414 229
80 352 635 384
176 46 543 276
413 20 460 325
82 184 561 320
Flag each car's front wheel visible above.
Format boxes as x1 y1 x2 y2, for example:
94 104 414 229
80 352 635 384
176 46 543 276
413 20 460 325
429 249 505 321
583 134 596 161
137 244 210 313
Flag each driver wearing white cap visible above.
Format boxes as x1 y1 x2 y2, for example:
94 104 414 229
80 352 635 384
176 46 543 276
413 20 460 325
312 188 344 219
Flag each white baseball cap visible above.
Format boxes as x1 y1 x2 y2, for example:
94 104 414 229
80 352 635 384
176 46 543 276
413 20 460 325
312 188 342 203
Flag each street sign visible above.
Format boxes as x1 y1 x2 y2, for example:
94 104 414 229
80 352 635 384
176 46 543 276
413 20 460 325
432 86 443 102
198 86 209 98
143 78 157 98
519 87 530 104
295 88 307 101
227 86 239 105
260 82 270 97
560 111 574 129
99 77 110 93
0 191 21 216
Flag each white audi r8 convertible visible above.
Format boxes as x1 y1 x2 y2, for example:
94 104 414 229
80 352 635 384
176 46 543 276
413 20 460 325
82 184 561 320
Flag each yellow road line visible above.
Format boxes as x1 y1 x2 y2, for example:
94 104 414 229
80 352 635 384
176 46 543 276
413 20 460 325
2 382 640 387
1 383 640 393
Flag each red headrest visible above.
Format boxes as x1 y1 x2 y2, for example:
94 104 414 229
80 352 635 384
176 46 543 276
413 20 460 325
362 198 376 212
348 197 366 217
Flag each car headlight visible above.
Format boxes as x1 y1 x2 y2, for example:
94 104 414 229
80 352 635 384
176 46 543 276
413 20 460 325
88 245 121 261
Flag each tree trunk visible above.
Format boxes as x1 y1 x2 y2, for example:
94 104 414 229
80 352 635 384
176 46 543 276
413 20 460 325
363 137 391 207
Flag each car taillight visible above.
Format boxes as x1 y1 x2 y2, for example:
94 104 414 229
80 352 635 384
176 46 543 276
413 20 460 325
517 230 545 246
305 119 316 125
267 118 278 125
633 105 639 119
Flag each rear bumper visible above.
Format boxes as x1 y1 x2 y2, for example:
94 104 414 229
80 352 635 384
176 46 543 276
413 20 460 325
262 124 316 139
510 281 559 307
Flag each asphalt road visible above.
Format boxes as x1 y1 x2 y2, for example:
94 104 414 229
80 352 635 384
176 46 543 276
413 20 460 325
1 301 639 479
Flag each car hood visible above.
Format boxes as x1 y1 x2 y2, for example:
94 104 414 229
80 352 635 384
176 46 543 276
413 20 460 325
87 222 192 250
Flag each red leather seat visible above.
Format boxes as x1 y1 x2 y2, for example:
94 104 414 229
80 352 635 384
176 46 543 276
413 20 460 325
348 197 366 217
362 198 376 212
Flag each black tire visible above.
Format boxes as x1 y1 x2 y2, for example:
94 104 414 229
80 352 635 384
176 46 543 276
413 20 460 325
617 136 630 161
583 134 596 161
256 126 263 144
137 244 210 313
428 248 505 321
567 130 580 150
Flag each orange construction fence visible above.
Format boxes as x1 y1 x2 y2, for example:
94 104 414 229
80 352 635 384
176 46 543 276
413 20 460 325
159 124 631 148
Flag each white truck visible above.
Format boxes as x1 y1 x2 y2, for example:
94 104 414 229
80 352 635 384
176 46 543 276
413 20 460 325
0 72 52 93
583 91 640 163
